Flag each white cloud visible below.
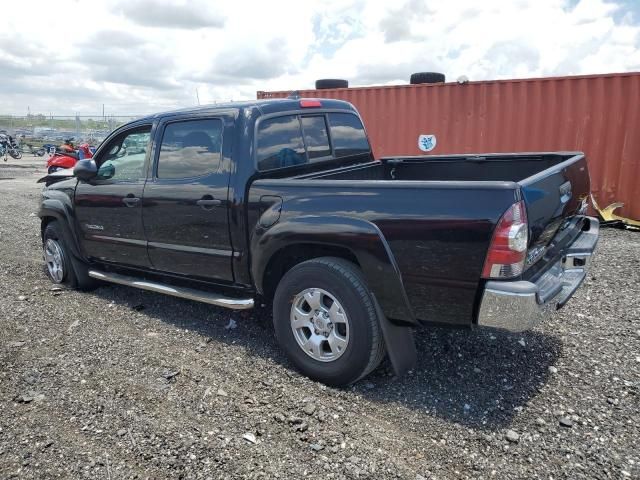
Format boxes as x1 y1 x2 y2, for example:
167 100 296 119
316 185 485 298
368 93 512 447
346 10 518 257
115 0 226 29
0 0 638 115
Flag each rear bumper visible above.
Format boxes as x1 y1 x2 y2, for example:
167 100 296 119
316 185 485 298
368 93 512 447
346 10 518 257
477 216 599 332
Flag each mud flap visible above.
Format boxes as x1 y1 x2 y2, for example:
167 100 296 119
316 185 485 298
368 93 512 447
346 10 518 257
373 295 417 377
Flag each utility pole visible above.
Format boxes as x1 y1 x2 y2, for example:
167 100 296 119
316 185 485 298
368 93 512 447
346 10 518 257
196 88 201 105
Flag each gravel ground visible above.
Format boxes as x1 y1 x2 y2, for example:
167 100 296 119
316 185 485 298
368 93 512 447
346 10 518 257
1 159 639 479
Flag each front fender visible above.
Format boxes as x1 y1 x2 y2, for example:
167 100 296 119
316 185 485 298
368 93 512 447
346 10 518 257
39 193 82 258
252 215 416 325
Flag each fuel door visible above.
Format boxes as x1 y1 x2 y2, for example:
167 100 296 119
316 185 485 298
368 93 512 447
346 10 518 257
259 195 283 228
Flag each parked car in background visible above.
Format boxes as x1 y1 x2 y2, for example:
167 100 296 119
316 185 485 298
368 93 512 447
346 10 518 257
38 98 599 386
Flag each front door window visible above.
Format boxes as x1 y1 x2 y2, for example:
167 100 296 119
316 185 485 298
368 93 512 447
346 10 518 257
97 129 151 181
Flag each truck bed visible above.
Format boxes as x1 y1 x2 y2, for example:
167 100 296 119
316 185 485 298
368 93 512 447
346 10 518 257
300 152 580 183
301 151 591 275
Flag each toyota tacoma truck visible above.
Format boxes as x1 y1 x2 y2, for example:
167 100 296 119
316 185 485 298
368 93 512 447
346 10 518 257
38 98 599 386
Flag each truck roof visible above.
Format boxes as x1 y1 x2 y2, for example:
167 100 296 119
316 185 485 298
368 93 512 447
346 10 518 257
135 98 357 123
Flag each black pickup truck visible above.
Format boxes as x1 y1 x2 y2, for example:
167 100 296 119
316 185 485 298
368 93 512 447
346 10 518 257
38 98 599 386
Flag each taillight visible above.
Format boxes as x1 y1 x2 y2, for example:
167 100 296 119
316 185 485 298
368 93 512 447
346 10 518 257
482 201 529 279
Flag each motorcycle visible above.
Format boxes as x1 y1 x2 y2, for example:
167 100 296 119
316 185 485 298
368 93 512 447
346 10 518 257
0 134 23 160
46 141 93 173
23 143 46 157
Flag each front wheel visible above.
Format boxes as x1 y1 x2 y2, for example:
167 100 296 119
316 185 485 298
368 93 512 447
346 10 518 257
273 257 385 386
43 221 99 290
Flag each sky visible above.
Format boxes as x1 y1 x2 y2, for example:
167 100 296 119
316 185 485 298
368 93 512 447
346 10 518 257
0 0 639 116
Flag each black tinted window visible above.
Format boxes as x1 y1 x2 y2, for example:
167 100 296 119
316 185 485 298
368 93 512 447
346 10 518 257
301 116 331 159
257 115 305 170
328 113 370 157
157 119 222 179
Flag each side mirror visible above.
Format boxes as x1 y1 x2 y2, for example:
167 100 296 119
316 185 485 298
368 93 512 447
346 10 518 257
98 163 115 179
74 159 98 182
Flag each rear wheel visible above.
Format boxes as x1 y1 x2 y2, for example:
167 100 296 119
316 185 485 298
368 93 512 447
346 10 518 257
9 149 22 159
273 257 385 386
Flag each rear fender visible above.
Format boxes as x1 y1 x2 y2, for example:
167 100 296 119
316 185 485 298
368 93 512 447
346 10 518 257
252 215 416 325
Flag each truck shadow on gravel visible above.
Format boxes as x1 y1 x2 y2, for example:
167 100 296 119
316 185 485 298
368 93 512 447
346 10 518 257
361 327 562 430
89 284 562 431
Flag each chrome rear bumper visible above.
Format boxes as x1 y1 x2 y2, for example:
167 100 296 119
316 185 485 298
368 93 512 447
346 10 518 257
477 217 599 332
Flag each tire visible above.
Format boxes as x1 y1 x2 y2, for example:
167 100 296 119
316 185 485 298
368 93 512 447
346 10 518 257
315 78 348 90
43 221 99 291
9 149 21 159
273 257 385 386
410 72 446 84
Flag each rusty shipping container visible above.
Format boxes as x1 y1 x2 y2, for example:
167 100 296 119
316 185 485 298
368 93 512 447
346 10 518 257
258 72 640 220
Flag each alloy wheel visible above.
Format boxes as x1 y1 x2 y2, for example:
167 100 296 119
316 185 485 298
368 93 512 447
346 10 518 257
290 288 350 362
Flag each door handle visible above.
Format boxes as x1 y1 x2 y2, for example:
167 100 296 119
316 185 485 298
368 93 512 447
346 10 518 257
122 195 140 207
196 196 221 210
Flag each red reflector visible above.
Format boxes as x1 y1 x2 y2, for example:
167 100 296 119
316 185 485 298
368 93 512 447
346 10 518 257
300 100 322 108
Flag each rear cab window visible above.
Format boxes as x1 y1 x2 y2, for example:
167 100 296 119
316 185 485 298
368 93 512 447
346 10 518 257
256 111 369 171
256 115 305 170
327 113 370 158
301 116 331 160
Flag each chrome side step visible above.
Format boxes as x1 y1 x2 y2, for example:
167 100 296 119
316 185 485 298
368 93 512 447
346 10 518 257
88 270 254 310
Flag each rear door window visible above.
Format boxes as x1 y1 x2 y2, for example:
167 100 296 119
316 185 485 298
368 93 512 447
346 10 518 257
301 116 331 160
327 113 370 157
157 118 222 179
256 115 306 170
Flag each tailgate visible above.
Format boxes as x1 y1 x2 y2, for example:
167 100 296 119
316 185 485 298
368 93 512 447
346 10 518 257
519 153 590 271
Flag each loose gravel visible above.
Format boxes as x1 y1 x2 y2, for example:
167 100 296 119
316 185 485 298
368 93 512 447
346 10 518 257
1 160 639 479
